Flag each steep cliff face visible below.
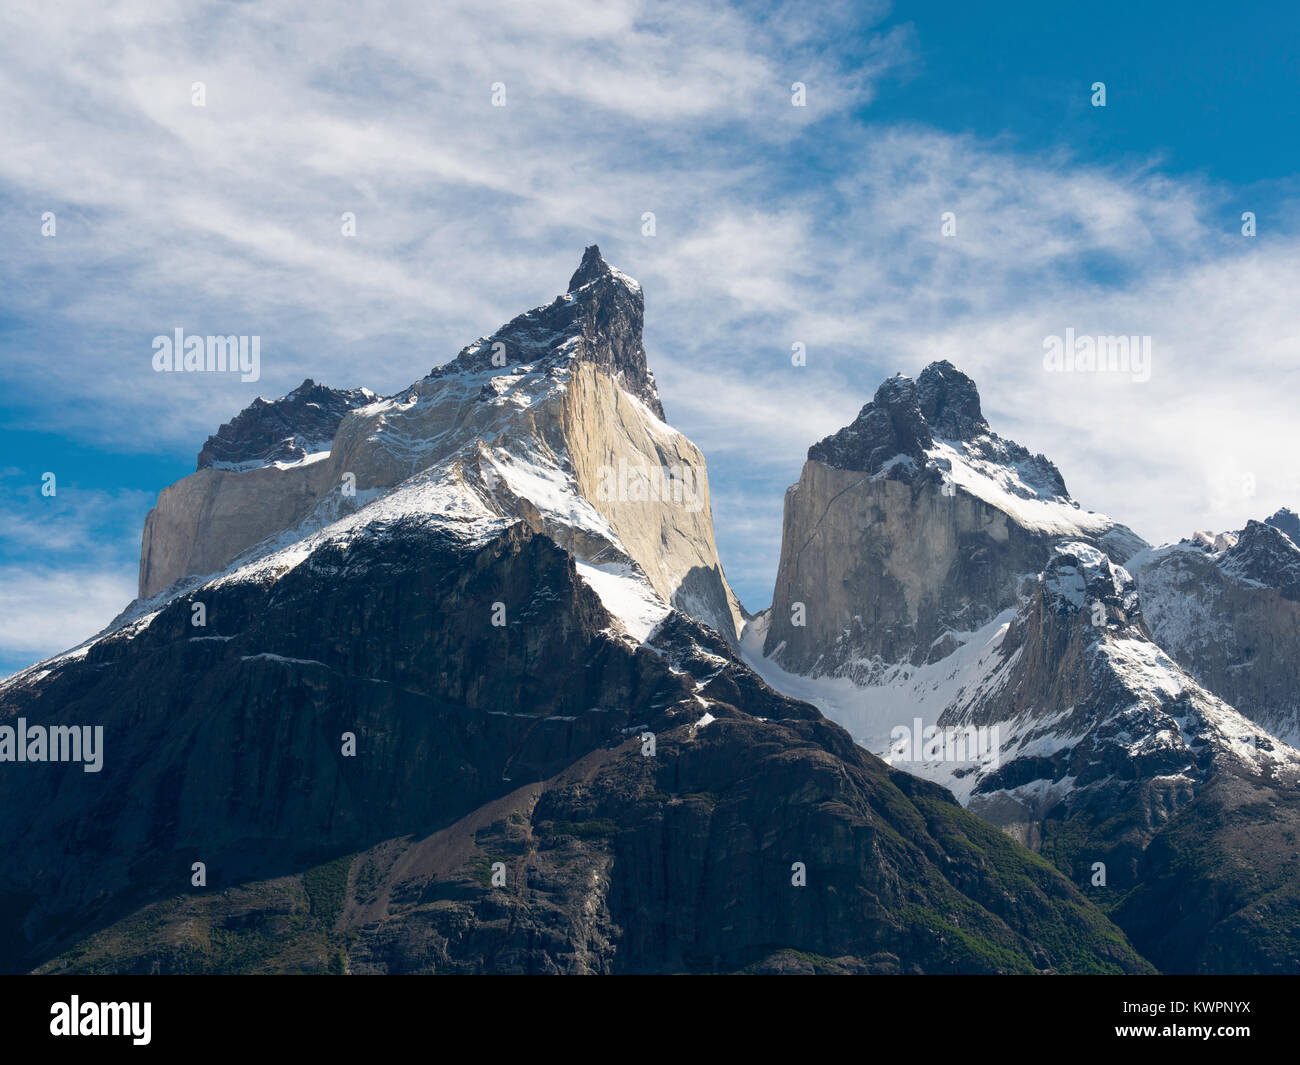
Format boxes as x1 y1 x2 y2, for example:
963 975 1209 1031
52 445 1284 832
1127 512 1300 745
138 458 334 600
135 248 742 644
560 363 742 639
762 362 1141 680
139 380 379 600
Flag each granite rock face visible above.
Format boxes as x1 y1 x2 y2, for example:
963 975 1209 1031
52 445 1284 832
138 458 334 601
763 362 1139 681
747 362 1300 974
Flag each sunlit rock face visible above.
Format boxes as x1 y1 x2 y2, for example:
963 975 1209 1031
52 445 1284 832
136 247 742 644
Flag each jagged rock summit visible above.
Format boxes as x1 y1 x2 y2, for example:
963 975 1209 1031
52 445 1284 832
808 361 1067 500
1264 506 1300 545
197 379 377 470
1223 519 1300 598
0 271 1153 976
429 244 663 420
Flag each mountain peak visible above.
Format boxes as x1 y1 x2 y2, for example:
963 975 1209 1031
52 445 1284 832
196 379 376 471
807 371 929 473
1264 507 1300 546
568 244 610 291
807 360 1071 502
808 361 993 471
1222 519 1300 599
916 360 987 439
1040 541 1142 632
808 360 993 471
431 247 663 419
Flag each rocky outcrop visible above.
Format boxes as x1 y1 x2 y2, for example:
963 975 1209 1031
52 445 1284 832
1127 512 1300 744
808 362 1067 498
943 544 1296 829
745 362 1300 974
197 379 377 470
930 542 1300 973
1222 519 1300 598
1265 506 1300 544
432 244 664 420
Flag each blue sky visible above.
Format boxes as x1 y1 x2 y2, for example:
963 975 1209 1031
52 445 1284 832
2 0 1299 676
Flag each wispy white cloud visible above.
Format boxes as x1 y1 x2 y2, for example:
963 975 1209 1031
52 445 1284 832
0 0 910 449
0 473 155 672
1 0 1297 626
0 567 136 661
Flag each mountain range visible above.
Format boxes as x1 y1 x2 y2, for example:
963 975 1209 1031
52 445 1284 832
3 248 1296 974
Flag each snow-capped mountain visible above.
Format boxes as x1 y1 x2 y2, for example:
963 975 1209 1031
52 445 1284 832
744 361 1300 973
760 361 1144 683
137 245 743 645
1127 509 1300 745
0 253 1152 976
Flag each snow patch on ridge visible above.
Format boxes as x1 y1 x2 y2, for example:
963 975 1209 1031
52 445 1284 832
210 449 334 473
575 561 671 643
928 440 1115 538
741 608 1015 773
483 446 620 544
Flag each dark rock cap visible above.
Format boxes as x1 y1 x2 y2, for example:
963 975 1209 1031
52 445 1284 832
197 378 373 470
1223 519 1300 599
916 360 988 440
808 361 986 473
808 360 1068 499
430 246 664 421
1264 507 1300 546
568 244 613 291
808 372 933 474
